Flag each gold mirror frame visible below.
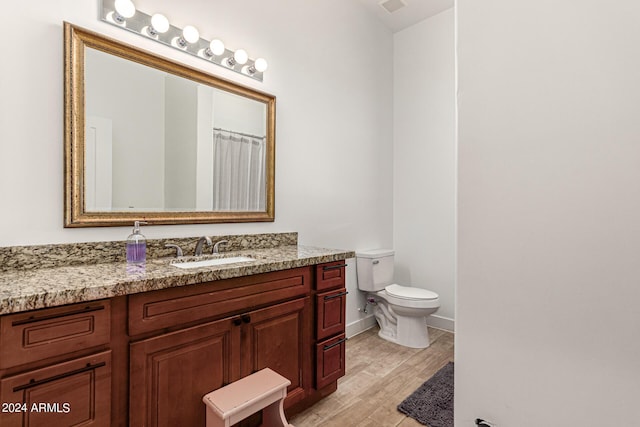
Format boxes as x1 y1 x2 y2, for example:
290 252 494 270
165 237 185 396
64 23 275 227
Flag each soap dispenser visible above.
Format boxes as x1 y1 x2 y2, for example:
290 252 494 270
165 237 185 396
126 221 148 264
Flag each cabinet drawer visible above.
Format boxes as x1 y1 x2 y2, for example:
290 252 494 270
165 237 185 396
0 350 111 427
129 267 311 336
0 301 111 369
316 261 347 291
316 288 347 341
316 333 346 389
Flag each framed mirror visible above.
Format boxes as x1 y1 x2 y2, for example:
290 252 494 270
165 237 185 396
64 23 275 227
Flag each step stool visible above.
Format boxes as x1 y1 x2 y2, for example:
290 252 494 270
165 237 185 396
202 368 294 427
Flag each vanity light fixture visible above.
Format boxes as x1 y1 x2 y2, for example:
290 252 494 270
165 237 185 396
176 25 199 48
146 13 169 37
205 39 225 57
112 0 135 24
99 0 268 82
249 58 268 74
227 49 248 67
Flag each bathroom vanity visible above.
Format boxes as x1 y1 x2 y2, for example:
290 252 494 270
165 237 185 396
0 233 353 426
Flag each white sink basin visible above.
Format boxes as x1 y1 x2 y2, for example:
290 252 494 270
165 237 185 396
172 256 255 269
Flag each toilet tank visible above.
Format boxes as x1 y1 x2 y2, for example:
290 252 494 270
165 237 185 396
356 249 395 292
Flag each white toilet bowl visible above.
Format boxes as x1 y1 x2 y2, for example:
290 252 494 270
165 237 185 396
368 285 439 348
356 250 441 349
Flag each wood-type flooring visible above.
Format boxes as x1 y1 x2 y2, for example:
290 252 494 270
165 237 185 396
290 326 454 427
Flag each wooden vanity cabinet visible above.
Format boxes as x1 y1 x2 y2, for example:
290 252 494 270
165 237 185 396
0 261 348 427
128 268 313 427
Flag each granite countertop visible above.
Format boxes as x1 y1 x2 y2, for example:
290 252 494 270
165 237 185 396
0 245 355 315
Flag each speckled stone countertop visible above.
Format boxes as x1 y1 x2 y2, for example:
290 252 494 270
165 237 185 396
0 232 299 272
0 234 354 315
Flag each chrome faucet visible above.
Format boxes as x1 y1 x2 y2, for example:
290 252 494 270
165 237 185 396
165 243 183 258
194 236 212 256
212 240 229 254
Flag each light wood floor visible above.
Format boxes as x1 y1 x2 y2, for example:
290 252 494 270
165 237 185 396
290 326 454 427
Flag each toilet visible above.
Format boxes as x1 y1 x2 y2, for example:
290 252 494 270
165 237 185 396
356 249 440 349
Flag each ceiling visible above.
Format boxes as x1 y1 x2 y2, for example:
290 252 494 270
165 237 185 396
357 0 454 33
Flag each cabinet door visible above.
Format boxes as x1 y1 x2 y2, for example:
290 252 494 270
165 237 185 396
316 288 347 341
0 351 111 427
241 297 310 408
129 317 240 427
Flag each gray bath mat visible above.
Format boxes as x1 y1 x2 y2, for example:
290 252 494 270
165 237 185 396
397 362 454 427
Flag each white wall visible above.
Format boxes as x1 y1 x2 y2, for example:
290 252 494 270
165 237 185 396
0 0 393 330
85 48 166 210
164 76 197 210
456 1 640 426
393 8 456 329
213 90 266 137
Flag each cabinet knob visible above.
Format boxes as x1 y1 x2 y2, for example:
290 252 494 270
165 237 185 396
241 314 251 324
232 318 242 326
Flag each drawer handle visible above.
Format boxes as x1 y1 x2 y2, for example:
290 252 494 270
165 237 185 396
242 314 251 324
13 362 107 392
324 291 348 300
322 264 347 271
232 317 242 326
323 337 347 351
12 305 105 326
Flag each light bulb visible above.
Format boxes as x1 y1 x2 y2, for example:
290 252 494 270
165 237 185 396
254 58 268 72
114 0 136 19
234 49 248 65
209 39 225 56
182 26 200 44
150 14 169 34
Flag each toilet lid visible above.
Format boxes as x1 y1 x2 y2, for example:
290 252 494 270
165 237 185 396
385 284 438 300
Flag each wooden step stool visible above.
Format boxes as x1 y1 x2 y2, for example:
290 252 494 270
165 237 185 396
202 368 294 427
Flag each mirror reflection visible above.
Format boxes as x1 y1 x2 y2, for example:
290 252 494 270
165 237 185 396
64 23 275 227
85 47 267 213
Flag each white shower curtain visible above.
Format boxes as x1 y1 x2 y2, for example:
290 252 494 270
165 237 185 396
212 129 266 211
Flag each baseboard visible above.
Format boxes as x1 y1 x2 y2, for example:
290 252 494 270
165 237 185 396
426 314 455 332
346 314 454 337
346 315 377 338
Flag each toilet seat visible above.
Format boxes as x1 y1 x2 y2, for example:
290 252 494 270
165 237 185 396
385 284 438 300
376 284 440 309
